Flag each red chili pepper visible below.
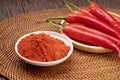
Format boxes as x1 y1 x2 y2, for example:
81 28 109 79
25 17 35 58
72 8 97 19
68 24 120 46
66 13 120 40
117 19 120 23
73 10 84 15
89 2 120 30
73 8 97 19
44 18 120 58
80 8 96 18
63 24 120 58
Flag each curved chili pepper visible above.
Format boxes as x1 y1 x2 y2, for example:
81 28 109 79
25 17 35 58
63 25 120 58
72 8 96 18
44 19 120 58
89 2 120 30
66 13 120 40
80 8 96 18
117 19 120 23
68 24 120 46
73 8 97 19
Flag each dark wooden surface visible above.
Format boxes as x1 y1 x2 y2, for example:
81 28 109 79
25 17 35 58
0 0 120 80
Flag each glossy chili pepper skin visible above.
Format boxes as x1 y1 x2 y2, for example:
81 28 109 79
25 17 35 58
117 19 120 23
63 25 120 58
66 13 120 40
73 8 96 19
89 2 120 30
80 8 97 18
68 24 120 46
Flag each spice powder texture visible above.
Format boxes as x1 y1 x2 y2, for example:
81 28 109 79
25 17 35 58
18 33 70 62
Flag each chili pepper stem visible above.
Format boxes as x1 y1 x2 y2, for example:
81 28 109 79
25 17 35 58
47 20 63 30
44 16 66 22
87 0 91 3
63 0 73 12
66 1 80 10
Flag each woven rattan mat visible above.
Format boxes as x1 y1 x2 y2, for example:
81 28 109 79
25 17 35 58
1 8 120 80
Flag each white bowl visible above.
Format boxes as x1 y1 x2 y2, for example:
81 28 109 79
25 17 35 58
15 31 73 66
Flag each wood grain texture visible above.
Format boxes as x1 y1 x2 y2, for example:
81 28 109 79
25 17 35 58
0 0 120 79
4 0 24 16
0 0 120 22
0 0 11 22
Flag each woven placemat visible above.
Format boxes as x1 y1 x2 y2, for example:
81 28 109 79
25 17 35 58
1 8 120 80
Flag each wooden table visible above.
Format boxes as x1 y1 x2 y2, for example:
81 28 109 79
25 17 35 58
0 0 120 80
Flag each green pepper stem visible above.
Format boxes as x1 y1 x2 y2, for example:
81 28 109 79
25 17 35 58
44 16 66 22
63 0 73 12
87 0 91 3
48 20 63 30
66 1 80 10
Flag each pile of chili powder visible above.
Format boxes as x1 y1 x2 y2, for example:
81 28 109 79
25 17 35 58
18 33 70 62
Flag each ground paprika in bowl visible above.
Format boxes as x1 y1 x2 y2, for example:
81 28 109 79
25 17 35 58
15 31 73 66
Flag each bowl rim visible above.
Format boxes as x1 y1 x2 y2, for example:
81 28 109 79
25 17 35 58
15 31 73 65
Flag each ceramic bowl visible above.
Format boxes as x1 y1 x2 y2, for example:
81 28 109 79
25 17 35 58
15 31 73 66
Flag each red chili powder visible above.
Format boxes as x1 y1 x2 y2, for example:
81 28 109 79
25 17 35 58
18 33 70 62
